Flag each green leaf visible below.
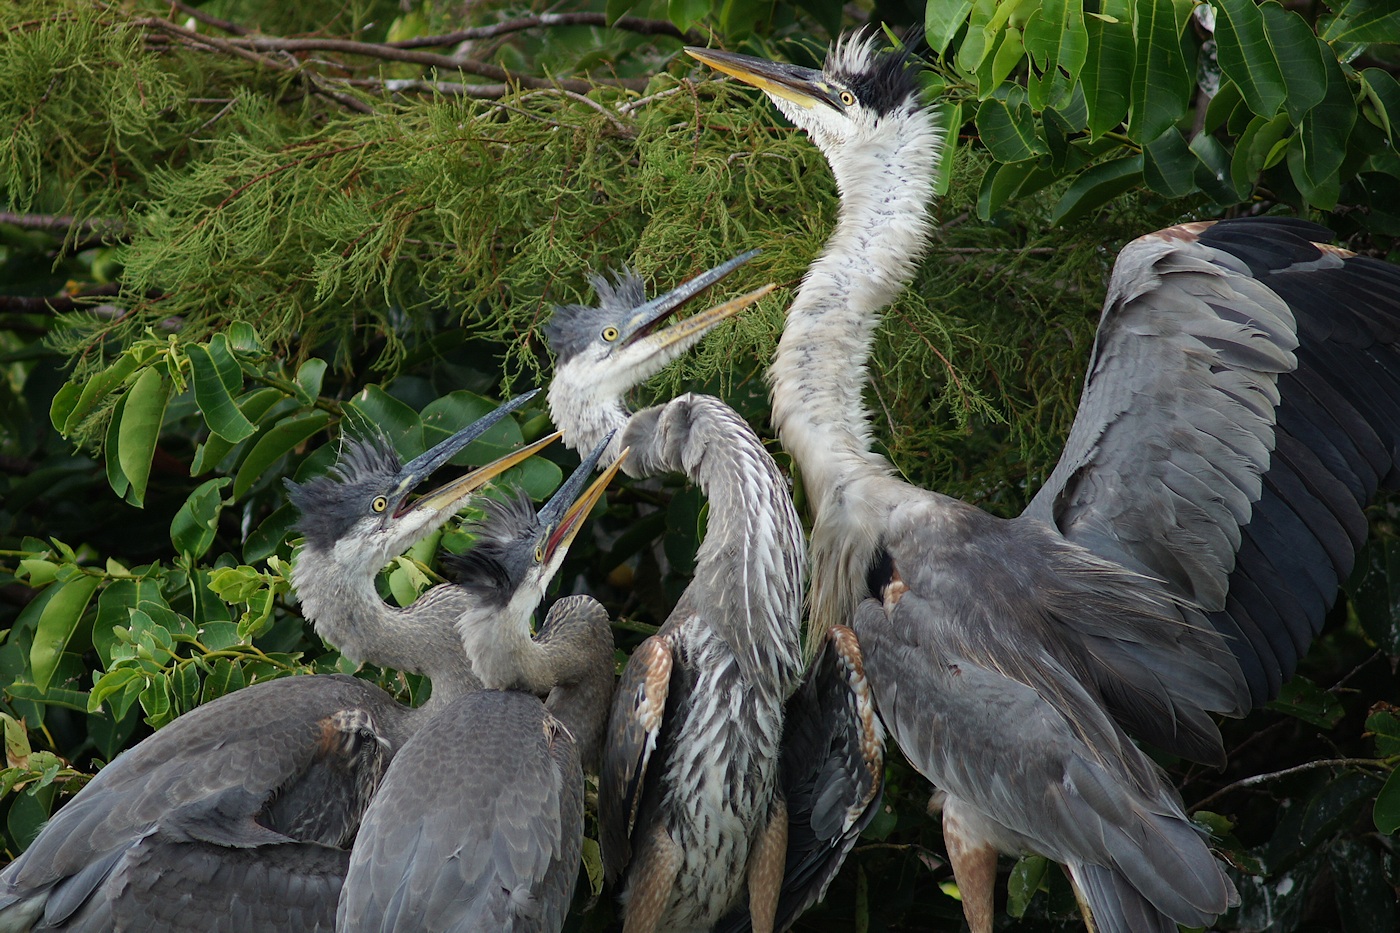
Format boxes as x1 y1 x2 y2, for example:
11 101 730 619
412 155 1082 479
1374 768 1400 834
170 477 230 558
294 358 327 405
1050 153 1144 224
1367 709 1400 758
1361 68 1400 141
1232 113 1293 194
419 390 525 461
88 667 141 713
201 658 246 703
604 0 636 26
170 663 200 715
226 322 265 356
1261 2 1329 123
30 575 101 693
244 503 298 564
1082 0 1135 138
187 343 254 443
3 713 31 766
139 675 174 727
926 0 975 57
666 0 708 32
1266 675 1345 729
1288 40 1356 210
1023 0 1088 110
500 456 565 502
1127 0 1191 142
48 380 81 435
1323 5 1400 44
976 92 1047 163
116 366 171 508
581 836 604 897
105 389 129 500
60 351 140 436
977 158 1057 220
344 386 422 459
1007 854 1049 917
977 26 1026 100
1143 126 1196 198
932 101 963 197
1213 0 1286 118
232 409 332 500
1189 132 1242 204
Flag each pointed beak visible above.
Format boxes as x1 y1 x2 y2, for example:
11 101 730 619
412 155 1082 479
388 389 541 508
401 431 562 517
686 47 836 109
539 434 627 563
620 250 774 355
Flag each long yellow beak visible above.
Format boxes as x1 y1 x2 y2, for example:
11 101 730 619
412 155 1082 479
405 432 562 515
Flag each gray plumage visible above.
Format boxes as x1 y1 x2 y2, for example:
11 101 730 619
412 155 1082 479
692 31 1400 933
547 263 878 931
337 441 619 933
0 398 542 932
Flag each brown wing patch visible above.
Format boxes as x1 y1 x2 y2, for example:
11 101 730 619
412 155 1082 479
882 564 909 613
1148 220 1212 243
829 625 884 824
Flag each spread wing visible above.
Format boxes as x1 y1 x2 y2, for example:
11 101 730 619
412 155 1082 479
597 634 677 883
1025 216 1400 710
338 690 582 933
715 624 884 933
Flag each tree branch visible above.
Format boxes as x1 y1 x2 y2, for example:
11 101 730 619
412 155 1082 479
1192 757 1389 811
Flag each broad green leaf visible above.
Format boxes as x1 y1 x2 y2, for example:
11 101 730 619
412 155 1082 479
976 93 1047 163
170 478 230 558
1083 0 1135 138
976 26 1026 101
30 575 100 693
116 367 171 508
1323 5 1400 44
1127 0 1191 142
60 351 140 436
3 713 31 767
1375 769 1400 834
1288 40 1355 210
6 683 89 712
1143 127 1196 198
932 101 963 197
139 676 174 727
232 409 332 500
957 0 1014 75
1050 153 1143 224
88 667 142 713
344 386 422 459
581 837 604 897
226 322 265 356
170 663 200 715
1261 2 1329 122
16 559 59 587
48 380 81 435
1232 113 1293 193
666 0 708 32
1214 0 1286 118
1361 68 1400 141
419 390 526 462
1266 675 1345 729
500 456 565 502
1007 855 1049 917
201 658 246 704
927 0 976 57
199 621 241 652
1348 537 1400 656
1367 709 1400 757
294 358 327 405
190 386 287 476
1202 78 1245 135
1189 132 1241 204
187 344 254 443
94 578 171 666
244 503 298 564
977 159 1057 220
105 390 129 499
1024 0 1088 110
387 556 431 607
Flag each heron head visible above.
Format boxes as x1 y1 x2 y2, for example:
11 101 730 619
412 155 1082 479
447 433 626 614
544 253 773 432
286 390 553 572
687 30 923 156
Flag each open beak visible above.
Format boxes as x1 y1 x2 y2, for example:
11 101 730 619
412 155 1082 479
389 389 541 508
539 434 627 563
685 47 836 110
402 431 562 517
621 251 775 354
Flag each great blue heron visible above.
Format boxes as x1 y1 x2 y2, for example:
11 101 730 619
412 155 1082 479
336 436 623 932
0 396 552 932
545 262 883 932
690 33 1400 933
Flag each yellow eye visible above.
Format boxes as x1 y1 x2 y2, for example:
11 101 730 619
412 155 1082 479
840 90 856 106
371 496 388 513
601 326 620 342
534 544 545 563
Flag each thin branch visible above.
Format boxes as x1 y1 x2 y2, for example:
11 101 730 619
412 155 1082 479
388 13 703 47
520 89 634 138
0 285 122 314
0 212 125 238
167 0 252 36
1192 757 1389 811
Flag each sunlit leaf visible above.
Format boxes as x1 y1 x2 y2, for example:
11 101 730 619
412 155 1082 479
1127 0 1191 142
170 477 230 558
1083 0 1135 138
926 0 975 57
1023 0 1087 110
187 343 253 443
116 366 170 508
30 575 100 693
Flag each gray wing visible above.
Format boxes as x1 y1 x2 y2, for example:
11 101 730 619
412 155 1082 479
57 831 347 933
0 675 398 929
1025 216 1400 710
338 690 582 933
597 634 676 884
852 594 1235 932
715 624 884 933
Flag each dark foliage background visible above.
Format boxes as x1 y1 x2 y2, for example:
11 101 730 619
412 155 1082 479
1 1 1398 930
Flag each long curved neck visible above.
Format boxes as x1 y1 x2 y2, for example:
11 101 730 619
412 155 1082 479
768 108 940 510
540 595 615 773
628 395 805 693
292 556 478 718
547 369 629 462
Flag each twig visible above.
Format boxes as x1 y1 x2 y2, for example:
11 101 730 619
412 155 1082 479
168 0 251 36
1192 757 1388 811
385 13 703 48
0 285 123 313
521 89 633 138
616 83 687 115
342 77 511 100
0 212 125 238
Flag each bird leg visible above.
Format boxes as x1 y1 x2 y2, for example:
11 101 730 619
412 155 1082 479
621 824 682 933
942 806 998 933
746 794 789 933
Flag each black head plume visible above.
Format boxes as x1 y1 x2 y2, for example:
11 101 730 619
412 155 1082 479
544 269 648 363
826 28 923 116
440 491 541 605
286 433 402 551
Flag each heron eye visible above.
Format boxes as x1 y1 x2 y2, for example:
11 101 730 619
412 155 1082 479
534 544 545 563
371 496 388 513
601 326 620 342
839 90 856 106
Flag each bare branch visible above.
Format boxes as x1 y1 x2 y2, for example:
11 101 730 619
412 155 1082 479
0 285 123 314
168 1 252 36
1192 758 1389 811
0 213 124 238
386 13 704 48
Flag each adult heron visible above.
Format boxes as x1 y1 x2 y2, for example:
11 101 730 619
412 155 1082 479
0 395 552 932
690 33 1400 933
545 262 883 932
337 436 623 933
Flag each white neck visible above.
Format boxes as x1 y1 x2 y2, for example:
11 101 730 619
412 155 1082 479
767 102 941 634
